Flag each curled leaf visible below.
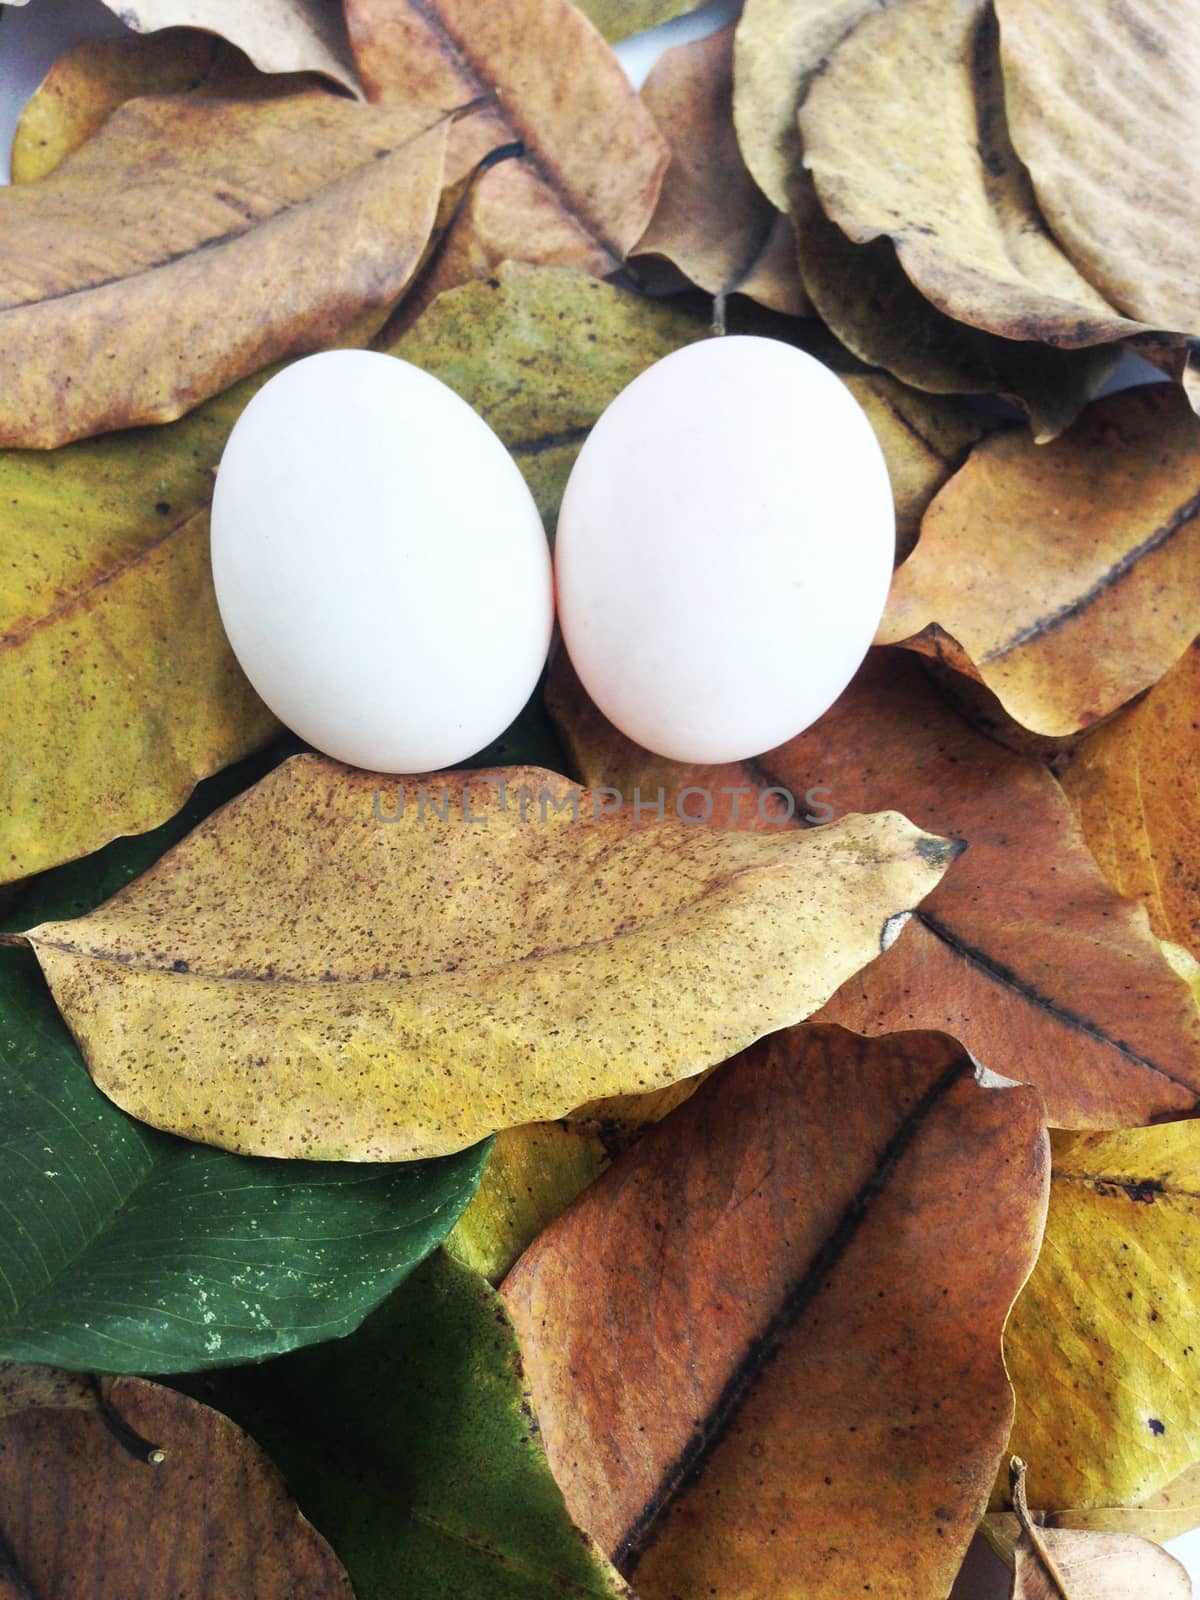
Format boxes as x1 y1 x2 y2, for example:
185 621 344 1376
798 0 1145 348
1003 1124 1200 1515
1059 638 1200 962
1007 1458 1189 1600
97 0 361 93
995 0 1200 335
636 25 807 316
0 91 449 447
0 1374 353 1597
346 0 668 276
549 648 1200 1126
23 756 957 1161
791 174 1119 443
879 387 1200 736
502 1024 1049 1599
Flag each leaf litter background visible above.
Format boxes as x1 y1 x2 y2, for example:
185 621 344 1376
1 0 1199 1597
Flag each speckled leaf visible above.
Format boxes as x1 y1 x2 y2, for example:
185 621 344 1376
635 25 806 316
798 0 1149 349
96 0 360 90
0 1373 354 1597
390 262 705 531
22 755 957 1161
999 1125 1200 1522
0 370 281 888
879 388 1200 735
502 1025 1049 1600
0 89 449 447
179 1250 630 1600
548 648 1200 1126
346 0 667 277
0 782 488 1374
1059 638 1200 962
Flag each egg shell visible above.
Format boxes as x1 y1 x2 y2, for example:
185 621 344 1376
211 350 553 774
554 336 895 764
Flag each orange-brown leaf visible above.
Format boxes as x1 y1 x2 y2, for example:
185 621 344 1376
548 648 1200 1126
879 387 1200 736
502 1024 1049 1600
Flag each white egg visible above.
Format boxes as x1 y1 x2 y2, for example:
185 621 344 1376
555 336 894 764
211 350 553 773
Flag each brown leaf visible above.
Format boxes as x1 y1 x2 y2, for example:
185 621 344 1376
995 0 1200 336
879 387 1200 736
501 1024 1049 1599
0 1366 93 1420
1059 638 1200 963
798 0 1147 349
11 31 221 183
346 0 668 276
635 25 807 316
97 0 361 93
1007 1459 1190 1600
548 647 1200 1126
985 1457 1200 1548
790 174 1120 444
0 1370 353 1598
0 90 450 448
23 756 957 1160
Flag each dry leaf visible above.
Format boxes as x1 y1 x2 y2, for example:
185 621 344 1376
0 1370 353 1597
0 90 450 448
791 176 1119 444
635 25 807 316
502 1024 1049 1599
22 756 957 1161
841 373 983 560
97 0 361 93
346 0 668 276
799 0 1146 350
732 0 879 213
548 648 1200 1126
986 1457 1200 1550
0 1366 94 1419
995 0 1200 336
388 262 705 531
0 369 280 887
879 388 1200 736
1006 1458 1189 1600
1002 1124 1200 1516
11 31 220 183
1058 639 1200 962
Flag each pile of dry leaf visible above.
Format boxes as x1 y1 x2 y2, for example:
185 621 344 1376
0 0 1198 1596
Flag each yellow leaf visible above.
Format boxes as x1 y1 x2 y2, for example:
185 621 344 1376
0 90 449 447
1002 1123 1200 1513
1058 640 1200 961
22 757 959 1161
0 370 279 887
879 389 1200 736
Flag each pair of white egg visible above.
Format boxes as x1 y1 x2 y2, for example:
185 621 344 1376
211 337 894 771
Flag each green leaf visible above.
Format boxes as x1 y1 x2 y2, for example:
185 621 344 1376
0 766 489 1375
178 1250 630 1600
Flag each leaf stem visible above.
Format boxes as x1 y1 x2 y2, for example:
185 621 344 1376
1009 1457 1071 1598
